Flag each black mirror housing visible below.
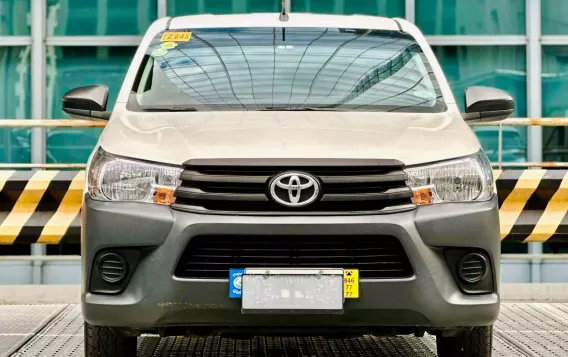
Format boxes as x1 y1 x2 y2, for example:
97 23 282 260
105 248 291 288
462 86 514 122
62 85 110 120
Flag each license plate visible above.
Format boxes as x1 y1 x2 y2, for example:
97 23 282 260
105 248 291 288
241 268 344 314
343 269 359 299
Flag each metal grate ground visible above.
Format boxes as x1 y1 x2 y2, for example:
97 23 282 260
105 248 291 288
7 303 568 356
0 305 65 357
12 305 84 357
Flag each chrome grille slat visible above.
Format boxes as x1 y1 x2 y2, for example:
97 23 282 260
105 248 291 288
319 171 408 184
172 159 415 215
321 187 413 202
175 187 269 202
180 170 270 184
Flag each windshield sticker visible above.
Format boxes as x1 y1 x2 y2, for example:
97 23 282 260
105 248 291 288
161 41 177 50
161 32 192 42
151 48 168 57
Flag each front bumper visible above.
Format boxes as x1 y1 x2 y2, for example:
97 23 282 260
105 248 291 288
81 196 500 330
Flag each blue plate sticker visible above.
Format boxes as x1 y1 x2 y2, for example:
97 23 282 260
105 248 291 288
229 268 244 298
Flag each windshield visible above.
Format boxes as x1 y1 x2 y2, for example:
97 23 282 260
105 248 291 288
129 27 447 112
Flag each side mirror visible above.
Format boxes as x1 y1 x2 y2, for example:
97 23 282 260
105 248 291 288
62 85 111 120
461 86 514 123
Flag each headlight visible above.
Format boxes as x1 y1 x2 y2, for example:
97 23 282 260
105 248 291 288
88 149 182 204
404 151 494 204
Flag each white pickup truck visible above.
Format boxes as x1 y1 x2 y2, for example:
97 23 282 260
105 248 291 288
63 11 512 357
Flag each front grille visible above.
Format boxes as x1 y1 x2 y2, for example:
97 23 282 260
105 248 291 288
171 159 415 215
174 235 414 279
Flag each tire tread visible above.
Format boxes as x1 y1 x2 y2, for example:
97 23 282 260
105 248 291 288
437 325 492 357
85 323 136 357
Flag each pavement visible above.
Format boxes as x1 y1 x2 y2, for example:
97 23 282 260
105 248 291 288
2 285 568 356
0 302 565 356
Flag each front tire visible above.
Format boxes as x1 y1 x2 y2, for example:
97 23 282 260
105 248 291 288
436 326 492 357
85 322 137 357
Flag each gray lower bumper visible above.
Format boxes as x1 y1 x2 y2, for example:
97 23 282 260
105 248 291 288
81 196 500 330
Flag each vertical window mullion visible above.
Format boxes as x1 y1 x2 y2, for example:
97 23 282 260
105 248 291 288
405 0 415 23
30 0 46 164
526 0 543 279
527 0 542 162
158 0 168 18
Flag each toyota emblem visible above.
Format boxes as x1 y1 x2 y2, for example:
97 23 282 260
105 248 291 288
269 172 320 207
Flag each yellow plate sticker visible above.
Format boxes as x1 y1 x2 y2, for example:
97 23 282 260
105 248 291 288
344 269 359 298
161 32 192 42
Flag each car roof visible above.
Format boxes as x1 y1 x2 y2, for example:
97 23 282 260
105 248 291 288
168 13 401 32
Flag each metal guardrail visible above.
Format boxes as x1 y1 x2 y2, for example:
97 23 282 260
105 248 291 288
0 117 562 169
492 162 568 168
0 255 81 262
470 118 568 169
0 119 104 169
0 119 106 128
472 118 568 127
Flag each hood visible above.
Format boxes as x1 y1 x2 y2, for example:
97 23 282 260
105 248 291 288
99 109 481 167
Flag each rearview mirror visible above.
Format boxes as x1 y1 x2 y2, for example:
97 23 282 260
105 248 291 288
62 85 111 120
461 86 514 123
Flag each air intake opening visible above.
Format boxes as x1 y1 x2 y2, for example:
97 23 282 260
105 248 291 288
97 253 128 284
175 235 413 279
458 253 488 284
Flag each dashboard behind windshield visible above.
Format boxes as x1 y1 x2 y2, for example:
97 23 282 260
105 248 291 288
129 27 447 113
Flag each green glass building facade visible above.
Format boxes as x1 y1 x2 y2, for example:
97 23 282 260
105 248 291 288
1 0 562 166
0 0 560 165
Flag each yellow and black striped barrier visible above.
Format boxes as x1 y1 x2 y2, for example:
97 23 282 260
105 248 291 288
0 171 83 244
496 169 568 243
0 169 567 244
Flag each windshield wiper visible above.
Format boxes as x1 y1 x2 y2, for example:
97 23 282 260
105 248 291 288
142 107 198 112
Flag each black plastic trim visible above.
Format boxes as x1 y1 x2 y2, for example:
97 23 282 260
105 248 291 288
89 249 142 295
458 253 489 284
444 249 494 295
170 202 416 216
392 19 404 32
97 252 127 283
174 235 414 279
184 158 405 168
131 55 151 94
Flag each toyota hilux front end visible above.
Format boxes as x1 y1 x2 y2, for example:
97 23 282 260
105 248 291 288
68 13 512 357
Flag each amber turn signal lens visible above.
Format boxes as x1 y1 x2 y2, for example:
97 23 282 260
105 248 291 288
154 187 176 205
412 187 433 205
